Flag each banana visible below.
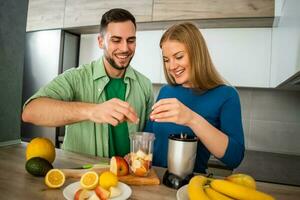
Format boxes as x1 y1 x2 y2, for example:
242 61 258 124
226 173 256 189
210 179 275 200
187 175 210 200
204 187 234 200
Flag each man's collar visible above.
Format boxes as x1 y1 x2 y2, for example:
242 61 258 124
92 57 136 81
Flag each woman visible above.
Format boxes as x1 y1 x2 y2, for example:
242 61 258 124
145 22 244 173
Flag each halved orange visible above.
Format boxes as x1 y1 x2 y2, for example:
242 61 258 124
45 169 65 188
80 171 99 190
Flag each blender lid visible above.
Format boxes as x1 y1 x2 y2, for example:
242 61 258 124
168 134 197 142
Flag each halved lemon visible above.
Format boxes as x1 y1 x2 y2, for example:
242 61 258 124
45 169 65 188
80 171 99 190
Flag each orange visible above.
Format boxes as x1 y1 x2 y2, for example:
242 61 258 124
80 171 99 190
26 137 55 163
45 169 65 188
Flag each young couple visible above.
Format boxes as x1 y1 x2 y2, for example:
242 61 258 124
22 8 244 173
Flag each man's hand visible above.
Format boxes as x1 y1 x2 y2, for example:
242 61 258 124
88 98 139 126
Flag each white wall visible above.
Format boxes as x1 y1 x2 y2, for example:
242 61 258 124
79 28 272 87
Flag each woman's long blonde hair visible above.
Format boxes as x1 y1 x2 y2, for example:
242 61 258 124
160 22 225 90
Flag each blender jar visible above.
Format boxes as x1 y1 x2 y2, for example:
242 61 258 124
129 132 155 176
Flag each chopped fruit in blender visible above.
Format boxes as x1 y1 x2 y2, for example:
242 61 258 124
130 149 153 176
136 149 147 159
134 166 148 177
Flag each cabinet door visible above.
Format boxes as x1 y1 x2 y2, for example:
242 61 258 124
131 30 164 83
153 0 274 21
64 0 153 28
26 0 65 31
270 0 300 87
202 28 272 87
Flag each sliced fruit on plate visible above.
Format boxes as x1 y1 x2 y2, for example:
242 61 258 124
99 171 118 190
80 171 99 190
74 188 92 200
45 169 65 188
109 186 122 198
95 186 110 200
88 193 100 200
110 156 129 176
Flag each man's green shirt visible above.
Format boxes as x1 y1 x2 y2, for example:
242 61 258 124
24 58 154 157
104 78 129 157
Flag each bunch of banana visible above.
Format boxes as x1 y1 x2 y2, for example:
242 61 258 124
187 173 275 200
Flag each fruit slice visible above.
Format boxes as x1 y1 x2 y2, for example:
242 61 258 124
225 173 256 189
110 156 129 176
25 157 53 177
74 188 91 200
45 169 65 188
95 186 110 200
109 186 122 198
99 171 118 190
88 193 100 200
80 171 99 190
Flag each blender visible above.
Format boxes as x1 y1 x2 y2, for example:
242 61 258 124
129 132 155 177
163 134 198 189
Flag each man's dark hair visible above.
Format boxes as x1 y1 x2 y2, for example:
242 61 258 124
100 8 136 35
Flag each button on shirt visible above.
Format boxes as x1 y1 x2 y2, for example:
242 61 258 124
24 58 154 157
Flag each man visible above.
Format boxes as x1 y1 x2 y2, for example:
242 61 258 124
22 8 154 158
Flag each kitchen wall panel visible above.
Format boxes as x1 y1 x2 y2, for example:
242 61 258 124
26 0 65 31
64 0 153 28
153 0 274 21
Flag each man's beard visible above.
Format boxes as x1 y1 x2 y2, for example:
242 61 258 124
104 52 133 71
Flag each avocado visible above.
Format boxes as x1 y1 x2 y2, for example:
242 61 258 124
25 157 53 177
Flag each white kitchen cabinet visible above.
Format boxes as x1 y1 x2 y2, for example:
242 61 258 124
270 0 300 87
131 31 164 83
202 28 272 87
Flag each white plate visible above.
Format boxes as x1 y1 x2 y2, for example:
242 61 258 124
176 184 189 200
63 181 132 200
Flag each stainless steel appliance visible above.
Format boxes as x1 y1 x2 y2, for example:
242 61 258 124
21 30 80 147
163 134 198 189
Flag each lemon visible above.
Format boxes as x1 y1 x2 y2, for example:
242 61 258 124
45 169 65 188
99 171 118 190
80 171 99 190
26 137 56 163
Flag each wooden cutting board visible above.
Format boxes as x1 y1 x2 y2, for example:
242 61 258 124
61 167 160 186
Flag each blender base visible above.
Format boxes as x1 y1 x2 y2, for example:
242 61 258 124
162 170 194 189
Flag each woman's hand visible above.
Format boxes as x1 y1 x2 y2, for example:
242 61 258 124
150 98 196 126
